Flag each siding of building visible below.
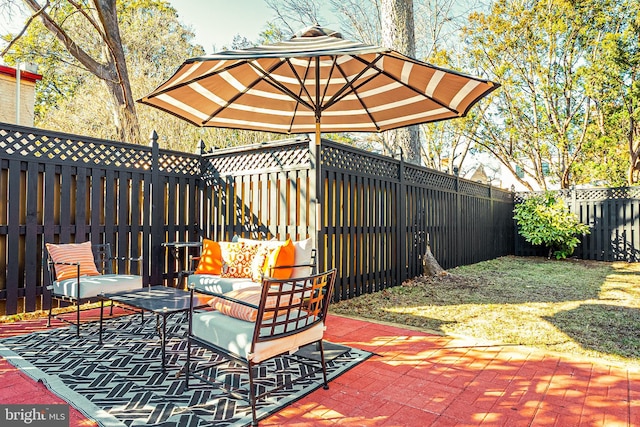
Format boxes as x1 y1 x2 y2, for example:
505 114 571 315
0 65 42 127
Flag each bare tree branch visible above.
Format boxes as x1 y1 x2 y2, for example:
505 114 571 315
21 0 110 78
67 0 105 39
1 0 48 56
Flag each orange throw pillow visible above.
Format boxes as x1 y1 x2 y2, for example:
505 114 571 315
264 238 295 279
46 241 100 281
194 239 223 275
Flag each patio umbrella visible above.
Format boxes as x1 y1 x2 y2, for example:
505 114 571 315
138 25 499 245
138 25 499 142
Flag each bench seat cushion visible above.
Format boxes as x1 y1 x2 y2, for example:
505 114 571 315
191 309 325 363
187 274 257 295
52 274 142 299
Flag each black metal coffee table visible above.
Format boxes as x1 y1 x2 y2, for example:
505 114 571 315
99 285 205 371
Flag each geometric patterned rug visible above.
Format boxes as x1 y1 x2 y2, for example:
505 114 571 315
0 312 371 427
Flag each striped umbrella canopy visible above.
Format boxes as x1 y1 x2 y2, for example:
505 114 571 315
138 25 499 140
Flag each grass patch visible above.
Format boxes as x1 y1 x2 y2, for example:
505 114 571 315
330 255 640 369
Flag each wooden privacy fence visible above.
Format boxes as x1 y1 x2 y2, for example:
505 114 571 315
202 138 515 301
0 122 514 316
0 123 202 315
515 187 640 262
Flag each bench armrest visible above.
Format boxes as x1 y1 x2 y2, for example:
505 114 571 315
111 256 143 263
187 284 259 309
51 261 80 266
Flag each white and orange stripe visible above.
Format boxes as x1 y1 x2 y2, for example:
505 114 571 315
139 25 498 134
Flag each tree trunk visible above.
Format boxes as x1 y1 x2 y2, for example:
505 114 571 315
22 0 140 143
94 0 140 143
381 0 420 165
628 114 639 185
422 234 448 277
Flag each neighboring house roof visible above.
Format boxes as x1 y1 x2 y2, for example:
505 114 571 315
0 64 42 83
469 164 489 184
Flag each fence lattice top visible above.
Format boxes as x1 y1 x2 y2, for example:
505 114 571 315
323 143 399 180
515 187 640 203
0 124 200 176
202 140 310 179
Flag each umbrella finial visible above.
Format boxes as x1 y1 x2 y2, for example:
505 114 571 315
293 25 342 39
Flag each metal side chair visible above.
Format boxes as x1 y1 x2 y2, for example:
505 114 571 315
185 268 337 426
45 241 143 336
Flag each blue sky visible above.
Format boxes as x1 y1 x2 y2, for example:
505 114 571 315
171 1 342 53
0 1 337 57
171 0 274 52
0 1 276 55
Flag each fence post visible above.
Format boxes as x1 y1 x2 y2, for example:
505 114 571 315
455 173 462 266
309 136 319 259
398 149 407 284
569 185 583 257
489 184 495 253
150 130 163 285
196 140 207 240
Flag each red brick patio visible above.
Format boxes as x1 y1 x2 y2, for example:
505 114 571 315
1 311 638 426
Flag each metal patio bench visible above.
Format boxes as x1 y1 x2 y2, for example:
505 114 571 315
45 241 142 336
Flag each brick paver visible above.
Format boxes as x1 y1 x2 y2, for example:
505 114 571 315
0 311 637 426
271 315 638 426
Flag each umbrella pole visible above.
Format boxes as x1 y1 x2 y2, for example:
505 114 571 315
314 121 322 260
314 55 322 257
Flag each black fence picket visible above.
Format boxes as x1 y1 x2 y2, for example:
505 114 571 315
1 121 513 316
0 123 201 315
515 188 640 262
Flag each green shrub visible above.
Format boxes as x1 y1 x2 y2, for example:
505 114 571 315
513 192 590 259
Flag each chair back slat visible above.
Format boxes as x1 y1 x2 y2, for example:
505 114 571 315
252 268 336 346
92 244 113 274
309 248 317 274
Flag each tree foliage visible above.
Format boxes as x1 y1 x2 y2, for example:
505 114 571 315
462 0 599 190
463 0 640 188
5 0 143 143
513 192 590 259
2 0 281 151
581 0 640 185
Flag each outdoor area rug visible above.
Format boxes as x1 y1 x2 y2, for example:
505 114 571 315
0 312 371 427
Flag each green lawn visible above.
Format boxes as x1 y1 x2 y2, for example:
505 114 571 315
330 256 640 369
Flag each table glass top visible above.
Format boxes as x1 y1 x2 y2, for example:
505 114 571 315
101 285 204 313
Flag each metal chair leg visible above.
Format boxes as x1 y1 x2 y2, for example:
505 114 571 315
319 340 329 390
184 337 191 389
248 363 258 426
76 302 81 337
47 292 53 328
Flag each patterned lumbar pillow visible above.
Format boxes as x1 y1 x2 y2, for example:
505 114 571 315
208 286 300 322
249 242 281 282
220 242 260 279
